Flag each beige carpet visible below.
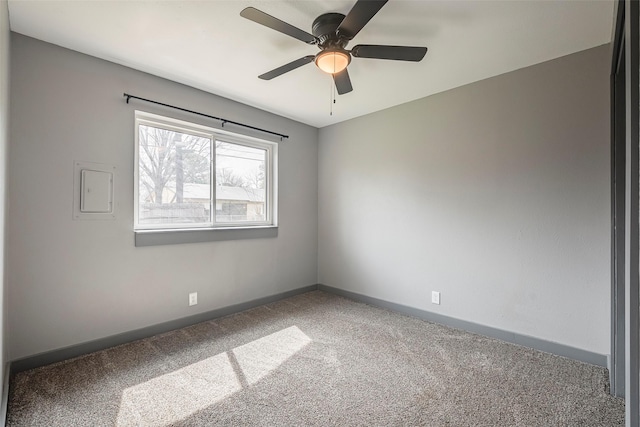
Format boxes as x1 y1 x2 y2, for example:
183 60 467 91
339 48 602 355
7 291 624 426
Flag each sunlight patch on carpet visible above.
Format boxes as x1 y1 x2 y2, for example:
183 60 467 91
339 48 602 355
232 324 312 385
115 326 311 426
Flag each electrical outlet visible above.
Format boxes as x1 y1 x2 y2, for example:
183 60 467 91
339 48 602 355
431 291 440 305
189 292 198 306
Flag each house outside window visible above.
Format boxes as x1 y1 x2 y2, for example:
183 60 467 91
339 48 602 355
134 111 277 231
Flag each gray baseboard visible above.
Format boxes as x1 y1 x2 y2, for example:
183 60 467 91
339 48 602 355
10 285 318 373
9 282 608 376
318 284 608 368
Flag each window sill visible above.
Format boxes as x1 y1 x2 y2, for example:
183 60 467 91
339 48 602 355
134 226 278 247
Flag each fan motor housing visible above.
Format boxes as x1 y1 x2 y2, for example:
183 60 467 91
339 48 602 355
312 13 348 48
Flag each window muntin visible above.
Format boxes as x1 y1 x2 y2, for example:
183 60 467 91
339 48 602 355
134 112 277 231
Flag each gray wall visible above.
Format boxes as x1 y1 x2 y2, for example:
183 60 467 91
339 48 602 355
8 34 318 360
318 45 611 355
7 32 611 361
1 0 9 387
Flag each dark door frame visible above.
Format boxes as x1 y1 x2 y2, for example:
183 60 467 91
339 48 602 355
611 0 626 399
624 1 640 423
612 1 640 425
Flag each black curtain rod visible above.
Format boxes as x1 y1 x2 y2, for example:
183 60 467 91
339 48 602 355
123 93 289 140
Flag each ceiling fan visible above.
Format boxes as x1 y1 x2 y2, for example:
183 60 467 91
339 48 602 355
240 0 428 95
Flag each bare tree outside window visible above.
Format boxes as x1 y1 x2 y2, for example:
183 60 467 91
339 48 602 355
138 125 211 225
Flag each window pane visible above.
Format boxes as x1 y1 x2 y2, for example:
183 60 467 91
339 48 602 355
215 141 267 223
138 125 211 226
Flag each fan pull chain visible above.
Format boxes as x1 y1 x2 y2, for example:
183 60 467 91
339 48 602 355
330 54 337 116
330 77 334 116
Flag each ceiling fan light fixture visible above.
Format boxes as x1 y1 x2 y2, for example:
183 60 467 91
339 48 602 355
315 49 351 74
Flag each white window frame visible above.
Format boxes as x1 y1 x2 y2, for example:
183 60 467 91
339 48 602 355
134 111 278 232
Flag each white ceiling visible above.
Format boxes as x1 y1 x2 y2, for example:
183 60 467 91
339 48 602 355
8 0 614 128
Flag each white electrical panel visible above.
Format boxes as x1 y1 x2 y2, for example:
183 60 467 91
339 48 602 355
73 161 116 220
81 170 113 213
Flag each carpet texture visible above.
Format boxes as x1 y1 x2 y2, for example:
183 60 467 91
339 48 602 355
7 291 624 426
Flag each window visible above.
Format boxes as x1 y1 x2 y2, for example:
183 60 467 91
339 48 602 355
134 111 277 231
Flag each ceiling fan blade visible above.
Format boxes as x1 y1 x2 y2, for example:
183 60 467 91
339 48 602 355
351 45 428 61
258 56 315 80
333 69 353 95
240 7 318 44
336 0 388 40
